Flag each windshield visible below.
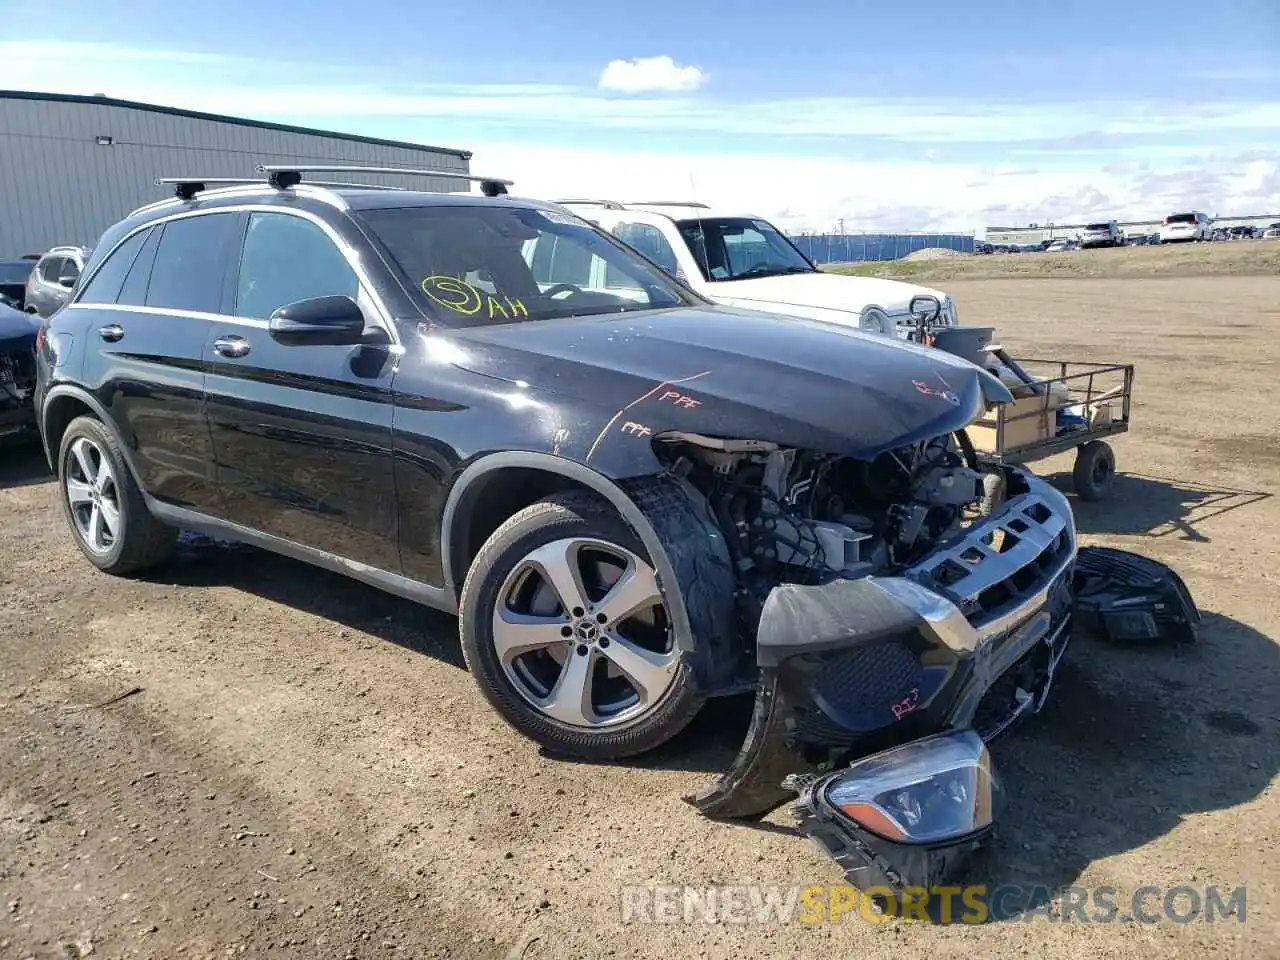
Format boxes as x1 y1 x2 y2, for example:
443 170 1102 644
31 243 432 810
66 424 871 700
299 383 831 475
1165 213 1196 225
674 217 815 282
356 204 698 327
1085 223 1113 231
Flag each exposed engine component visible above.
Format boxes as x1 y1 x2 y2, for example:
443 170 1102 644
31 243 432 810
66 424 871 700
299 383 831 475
656 431 984 628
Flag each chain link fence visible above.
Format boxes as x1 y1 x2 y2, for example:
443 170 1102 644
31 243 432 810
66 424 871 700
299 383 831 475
788 232 975 264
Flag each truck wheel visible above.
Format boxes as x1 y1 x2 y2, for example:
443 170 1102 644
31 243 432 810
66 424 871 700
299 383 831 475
56 415 177 574
1073 441 1116 502
459 492 704 759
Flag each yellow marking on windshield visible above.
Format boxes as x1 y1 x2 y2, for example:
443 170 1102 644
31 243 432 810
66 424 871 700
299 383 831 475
422 275 528 320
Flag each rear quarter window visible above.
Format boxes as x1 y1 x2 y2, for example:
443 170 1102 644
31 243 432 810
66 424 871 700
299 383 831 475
76 228 152 304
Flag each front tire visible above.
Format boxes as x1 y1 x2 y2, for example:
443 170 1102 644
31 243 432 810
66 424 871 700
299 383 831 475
458 492 704 759
57 416 176 574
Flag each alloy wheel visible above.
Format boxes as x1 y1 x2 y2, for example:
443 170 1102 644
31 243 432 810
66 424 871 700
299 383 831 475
492 537 678 728
65 437 121 555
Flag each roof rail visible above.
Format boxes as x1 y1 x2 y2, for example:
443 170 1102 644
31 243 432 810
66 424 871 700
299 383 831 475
630 201 710 209
554 198 627 210
155 177 411 200
256 165 513 196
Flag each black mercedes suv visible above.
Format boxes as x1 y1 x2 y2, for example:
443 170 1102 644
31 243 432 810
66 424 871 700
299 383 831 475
36 170 1077 831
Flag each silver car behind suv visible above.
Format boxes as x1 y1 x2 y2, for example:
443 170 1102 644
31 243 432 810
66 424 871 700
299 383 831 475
24 246 88 318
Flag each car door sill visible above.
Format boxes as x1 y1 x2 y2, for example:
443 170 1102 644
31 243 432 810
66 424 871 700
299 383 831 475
144 497 459 615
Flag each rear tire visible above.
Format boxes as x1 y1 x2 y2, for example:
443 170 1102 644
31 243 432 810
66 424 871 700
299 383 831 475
57 416 176 574
1073 441 1116 502
459 492 704 760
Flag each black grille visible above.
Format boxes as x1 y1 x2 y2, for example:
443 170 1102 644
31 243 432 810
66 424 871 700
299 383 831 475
969 531 1072 624
0 346 37 418
0 346 36 387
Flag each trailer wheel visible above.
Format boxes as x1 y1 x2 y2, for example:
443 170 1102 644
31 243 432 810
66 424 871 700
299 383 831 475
1073 441 1116 501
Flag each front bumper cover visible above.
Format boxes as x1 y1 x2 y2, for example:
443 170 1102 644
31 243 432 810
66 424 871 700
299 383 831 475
689 472 1076 822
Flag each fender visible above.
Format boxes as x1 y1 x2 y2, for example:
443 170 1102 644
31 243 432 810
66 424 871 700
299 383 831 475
441 451 700 659
39 383 143 485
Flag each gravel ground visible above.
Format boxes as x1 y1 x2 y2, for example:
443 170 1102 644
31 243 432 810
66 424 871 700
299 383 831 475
1 275 1277 959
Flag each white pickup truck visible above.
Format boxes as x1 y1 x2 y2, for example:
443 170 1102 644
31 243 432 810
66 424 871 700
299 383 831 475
555 200 960 339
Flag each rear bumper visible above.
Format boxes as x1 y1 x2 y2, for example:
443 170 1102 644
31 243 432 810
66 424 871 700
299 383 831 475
690 471 1076 820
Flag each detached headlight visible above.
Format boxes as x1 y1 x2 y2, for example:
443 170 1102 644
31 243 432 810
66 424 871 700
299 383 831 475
825 729 999 844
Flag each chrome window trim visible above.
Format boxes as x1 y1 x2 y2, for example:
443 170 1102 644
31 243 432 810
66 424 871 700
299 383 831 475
72 204 399 347
65 301 406 355
66 302 268 328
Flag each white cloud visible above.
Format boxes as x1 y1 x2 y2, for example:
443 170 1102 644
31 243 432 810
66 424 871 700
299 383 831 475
2 40 1276 232
598 56 706 94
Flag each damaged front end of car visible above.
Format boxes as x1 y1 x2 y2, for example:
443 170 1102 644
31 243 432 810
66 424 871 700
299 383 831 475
674 446 1076 891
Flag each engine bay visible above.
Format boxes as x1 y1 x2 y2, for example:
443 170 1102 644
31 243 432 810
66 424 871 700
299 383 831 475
655 431 986 627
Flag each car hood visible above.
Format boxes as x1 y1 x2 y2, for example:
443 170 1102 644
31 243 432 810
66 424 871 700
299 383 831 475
0 303 38 347
706 272 947 315
445 305 1012 461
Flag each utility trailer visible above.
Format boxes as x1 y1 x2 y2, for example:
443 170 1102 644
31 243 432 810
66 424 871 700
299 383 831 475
969 359 1135 502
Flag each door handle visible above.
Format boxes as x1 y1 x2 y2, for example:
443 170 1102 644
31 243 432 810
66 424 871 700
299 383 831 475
98 324 124 342
213 335 251 359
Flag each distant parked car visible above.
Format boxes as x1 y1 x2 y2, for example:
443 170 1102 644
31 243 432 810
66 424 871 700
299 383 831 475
25 246 89 318
1227 226 1258 240
0 257 38 310
1263 223 1280 240
1045 238 1076 252
1160 211 1212 243
1080 221 1124 248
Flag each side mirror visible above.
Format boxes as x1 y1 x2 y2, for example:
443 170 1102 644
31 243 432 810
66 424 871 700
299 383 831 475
909 294 941 324
268 295 367 346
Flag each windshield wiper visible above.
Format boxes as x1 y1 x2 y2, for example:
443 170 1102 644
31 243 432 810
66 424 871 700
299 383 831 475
730 264 814 280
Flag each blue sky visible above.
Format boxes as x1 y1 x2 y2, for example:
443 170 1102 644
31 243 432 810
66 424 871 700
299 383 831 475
2 0 1278 230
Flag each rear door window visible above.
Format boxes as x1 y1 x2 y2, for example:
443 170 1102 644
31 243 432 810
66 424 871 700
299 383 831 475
76 229 152 304
612 222 680 277
145 214 239 313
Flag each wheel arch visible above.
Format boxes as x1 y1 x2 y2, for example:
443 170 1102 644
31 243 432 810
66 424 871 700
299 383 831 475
442 453 700 661
40 386 141 486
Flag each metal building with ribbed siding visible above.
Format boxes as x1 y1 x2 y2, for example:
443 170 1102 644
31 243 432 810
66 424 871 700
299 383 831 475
0 90 472 257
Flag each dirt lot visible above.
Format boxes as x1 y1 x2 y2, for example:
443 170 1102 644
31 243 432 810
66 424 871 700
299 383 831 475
831 238 1280 283
2 273 1278 959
